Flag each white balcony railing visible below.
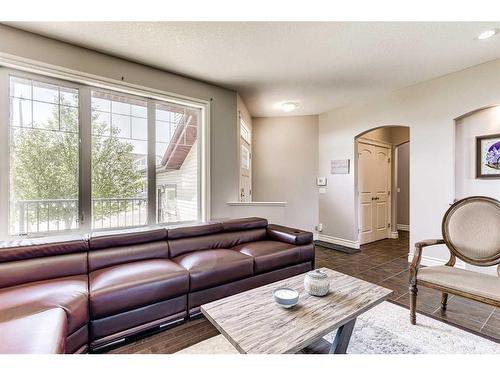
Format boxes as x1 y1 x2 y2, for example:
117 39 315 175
13 197 177 235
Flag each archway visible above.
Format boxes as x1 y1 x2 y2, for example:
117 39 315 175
354 125 410 245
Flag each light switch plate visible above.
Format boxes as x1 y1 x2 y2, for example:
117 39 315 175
317 177 327 186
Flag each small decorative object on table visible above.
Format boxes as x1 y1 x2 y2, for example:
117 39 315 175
304 269 330 296
273 287 299 308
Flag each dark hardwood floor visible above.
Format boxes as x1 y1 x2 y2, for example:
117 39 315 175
107 231 499 354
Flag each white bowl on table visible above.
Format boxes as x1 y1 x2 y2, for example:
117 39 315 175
273 287 299 308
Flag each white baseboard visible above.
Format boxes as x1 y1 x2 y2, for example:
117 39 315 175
407 253 466 269
397 224 410 231
314 233 360 249
390 231 399 239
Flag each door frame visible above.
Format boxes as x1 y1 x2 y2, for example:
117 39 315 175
394 141 410 233
356 137 392 245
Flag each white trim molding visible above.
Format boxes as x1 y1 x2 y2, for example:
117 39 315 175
314 233 360 249
407 253 466 269
397 224 410 231
390 231 399 239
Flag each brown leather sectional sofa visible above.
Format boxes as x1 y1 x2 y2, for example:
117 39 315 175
0 217 314 354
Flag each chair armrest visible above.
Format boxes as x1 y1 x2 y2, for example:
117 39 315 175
410 239 446 284
266 224 313 246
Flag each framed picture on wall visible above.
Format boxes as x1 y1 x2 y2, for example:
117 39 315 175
476 133 500 179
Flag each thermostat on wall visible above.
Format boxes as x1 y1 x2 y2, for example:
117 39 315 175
316 177 327 186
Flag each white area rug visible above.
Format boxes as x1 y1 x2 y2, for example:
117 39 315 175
178 302 500 354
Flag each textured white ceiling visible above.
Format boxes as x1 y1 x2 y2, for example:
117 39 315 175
5 22 500 117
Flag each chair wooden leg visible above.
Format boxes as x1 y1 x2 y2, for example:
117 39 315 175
441 293 448 310
410 284 418 325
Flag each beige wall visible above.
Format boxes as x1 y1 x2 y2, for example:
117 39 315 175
319 57 500 270
0 24 238 220
252 115 318 231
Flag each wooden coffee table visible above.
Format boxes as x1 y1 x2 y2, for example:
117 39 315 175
201 267 393 354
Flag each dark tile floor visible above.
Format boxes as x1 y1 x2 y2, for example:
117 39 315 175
315 231 500 343
109 231 499 353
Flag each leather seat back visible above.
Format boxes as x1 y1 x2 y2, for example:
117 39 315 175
88 227 168 271
0 235 88 289
168 218 268 258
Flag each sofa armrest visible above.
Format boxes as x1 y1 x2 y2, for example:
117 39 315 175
266 224 313 246
410 239 447 284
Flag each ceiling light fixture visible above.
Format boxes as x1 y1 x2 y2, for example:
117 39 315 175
281 102 299 112
477 29 498 40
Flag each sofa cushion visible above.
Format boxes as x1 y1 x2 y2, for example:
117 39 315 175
417 266 500 302
168 222 224 240
222 217 268 232
90 259 189 319
89 226 167 250
168 229 267 258
172 249 254 292
0 235 88 288
88 241 169 272
0 275 88 334
0 253 88 289
233 241 314 274
0 234 88 262
0 308 68 354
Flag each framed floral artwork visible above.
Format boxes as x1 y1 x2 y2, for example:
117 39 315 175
476 133 500 179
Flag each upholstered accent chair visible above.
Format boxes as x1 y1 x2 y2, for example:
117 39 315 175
409 196 500 325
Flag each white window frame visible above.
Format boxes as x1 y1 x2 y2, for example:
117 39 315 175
0 64 210 238
240 117 251 144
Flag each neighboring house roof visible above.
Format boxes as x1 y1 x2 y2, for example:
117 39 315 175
160 111 198 171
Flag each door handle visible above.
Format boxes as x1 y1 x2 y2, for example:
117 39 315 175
371 197 380 201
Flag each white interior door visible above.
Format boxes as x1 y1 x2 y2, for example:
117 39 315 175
239 118 252 202
358 141 391 244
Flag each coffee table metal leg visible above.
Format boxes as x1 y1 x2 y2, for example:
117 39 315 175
329 318 356 354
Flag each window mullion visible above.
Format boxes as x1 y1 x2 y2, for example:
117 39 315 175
147 100 157 225
79 86 92 232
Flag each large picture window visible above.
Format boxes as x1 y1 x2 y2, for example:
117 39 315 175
2 68 207 238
